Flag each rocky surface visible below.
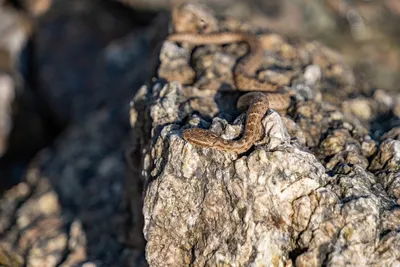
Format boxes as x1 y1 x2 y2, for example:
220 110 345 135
129 4 400 266
0 1 399 266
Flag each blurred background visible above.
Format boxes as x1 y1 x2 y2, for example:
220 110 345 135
0 0 399 265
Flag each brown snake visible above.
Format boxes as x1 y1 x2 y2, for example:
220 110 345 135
168 32 279 92
168 32 292 154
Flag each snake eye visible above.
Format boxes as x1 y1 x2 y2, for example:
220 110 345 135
207 132 219 140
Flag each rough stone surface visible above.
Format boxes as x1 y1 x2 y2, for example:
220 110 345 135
1 1 400 266
128 4 400 266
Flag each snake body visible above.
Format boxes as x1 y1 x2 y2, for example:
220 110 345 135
183 92 270 154
168 32 279 92
168 32 292 153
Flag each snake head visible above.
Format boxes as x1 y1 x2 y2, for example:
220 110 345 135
182 128 219 147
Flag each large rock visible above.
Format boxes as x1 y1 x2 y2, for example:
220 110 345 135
128 4 400 266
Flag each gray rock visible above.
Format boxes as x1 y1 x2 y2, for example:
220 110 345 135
132 80 400 266
129 5 400 266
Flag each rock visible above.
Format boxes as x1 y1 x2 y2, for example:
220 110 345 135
138 82 328 266
128 4 400 266
0 167 87 267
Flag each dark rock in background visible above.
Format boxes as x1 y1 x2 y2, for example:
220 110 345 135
0 0 167 265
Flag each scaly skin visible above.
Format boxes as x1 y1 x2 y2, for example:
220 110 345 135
167 32 279 92
183 92 274 154
168 32 292 153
